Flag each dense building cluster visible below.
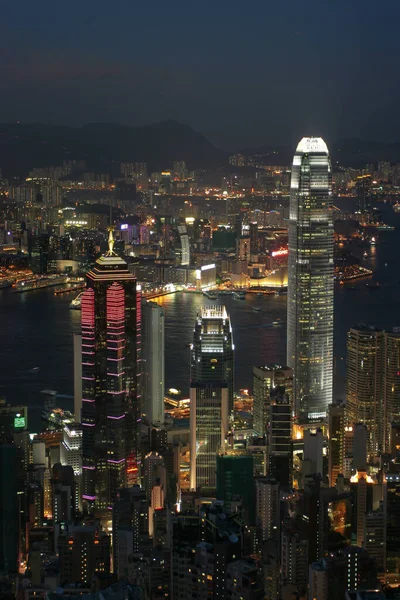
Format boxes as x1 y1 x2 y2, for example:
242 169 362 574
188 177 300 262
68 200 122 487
1 138 400 600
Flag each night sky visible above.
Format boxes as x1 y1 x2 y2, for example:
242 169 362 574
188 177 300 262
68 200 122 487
2 0 400 149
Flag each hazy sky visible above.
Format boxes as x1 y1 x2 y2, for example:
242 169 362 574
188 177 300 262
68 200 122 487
1 0 400 149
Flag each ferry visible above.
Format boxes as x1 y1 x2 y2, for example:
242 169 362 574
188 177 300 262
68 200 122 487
15 275 67 293
69 292 84 310
366 282 380 290
0 278 13 289
233 291 246 300
203 291 218 300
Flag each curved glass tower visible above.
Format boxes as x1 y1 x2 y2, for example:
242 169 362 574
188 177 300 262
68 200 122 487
287 137 334 421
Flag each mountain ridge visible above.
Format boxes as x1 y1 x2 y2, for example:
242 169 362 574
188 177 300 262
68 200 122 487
1 120 400 178
0 120 227 177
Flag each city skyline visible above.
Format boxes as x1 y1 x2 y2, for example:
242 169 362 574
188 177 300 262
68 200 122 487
1 130 400 598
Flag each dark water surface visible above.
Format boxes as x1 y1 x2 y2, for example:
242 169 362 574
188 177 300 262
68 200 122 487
1 202 399 427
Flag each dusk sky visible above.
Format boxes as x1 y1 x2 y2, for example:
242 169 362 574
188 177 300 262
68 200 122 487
2 0 400 149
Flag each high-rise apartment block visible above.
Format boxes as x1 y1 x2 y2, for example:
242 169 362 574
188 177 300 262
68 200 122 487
287 137 334 421
346 325 400 457
328 403 345 486
58 525 110 585
256 477 280 542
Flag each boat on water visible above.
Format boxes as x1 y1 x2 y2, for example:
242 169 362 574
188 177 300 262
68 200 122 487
363 251 368 259
203 291 218 300
27 367 40 374
366 282 380 289
252 306 262 312
69 291 84 309
0 278 13 289
233 291 246 300
41 407 75 429
15 275 67 293
394 203 400 213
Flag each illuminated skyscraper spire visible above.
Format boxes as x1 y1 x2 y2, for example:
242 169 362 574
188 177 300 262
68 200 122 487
287 137 334 421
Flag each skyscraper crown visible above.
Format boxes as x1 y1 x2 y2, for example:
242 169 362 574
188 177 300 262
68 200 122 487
296 137 328 154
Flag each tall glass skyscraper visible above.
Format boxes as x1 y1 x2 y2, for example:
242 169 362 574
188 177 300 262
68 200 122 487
189 306 234 495
287 137 334 421
81 231 141 516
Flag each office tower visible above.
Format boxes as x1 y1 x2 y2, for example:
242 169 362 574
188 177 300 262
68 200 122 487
171 503 244 600
390 423 400 459
249 222 258 254
190 306 233 494
0 445 18 575
27 481 44 527
247 441 268 477
252 365 293 438
353 423 368 472
268 389 293 489
81 230 141 514
58 525 110 584
32 439 46 468
73 334 82 421
328 403 345 486
225 560 264 599
384 329 400 450
171 513 201 599
60 424 82 512
52 464 76 551
281 529 308 593
236 235 250 261
256 477 280 542
287 137 334 421
349 470 385 551
346 325 384 458
356 174 372 212
364 507 386 582
29 232 49 273
142 301 165 427
315 547 379 599
143 451 166 502
303 429 324 478
386 472 400 577
177 225 190 266
216 452 255 522
112 486 150 576
308 560 328 600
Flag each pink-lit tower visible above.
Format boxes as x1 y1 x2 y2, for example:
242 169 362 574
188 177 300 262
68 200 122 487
81 230 141 516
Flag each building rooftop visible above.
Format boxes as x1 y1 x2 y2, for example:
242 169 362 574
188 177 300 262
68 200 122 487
296 137 328 154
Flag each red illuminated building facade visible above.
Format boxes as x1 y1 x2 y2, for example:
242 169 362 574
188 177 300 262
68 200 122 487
81 230 141 516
